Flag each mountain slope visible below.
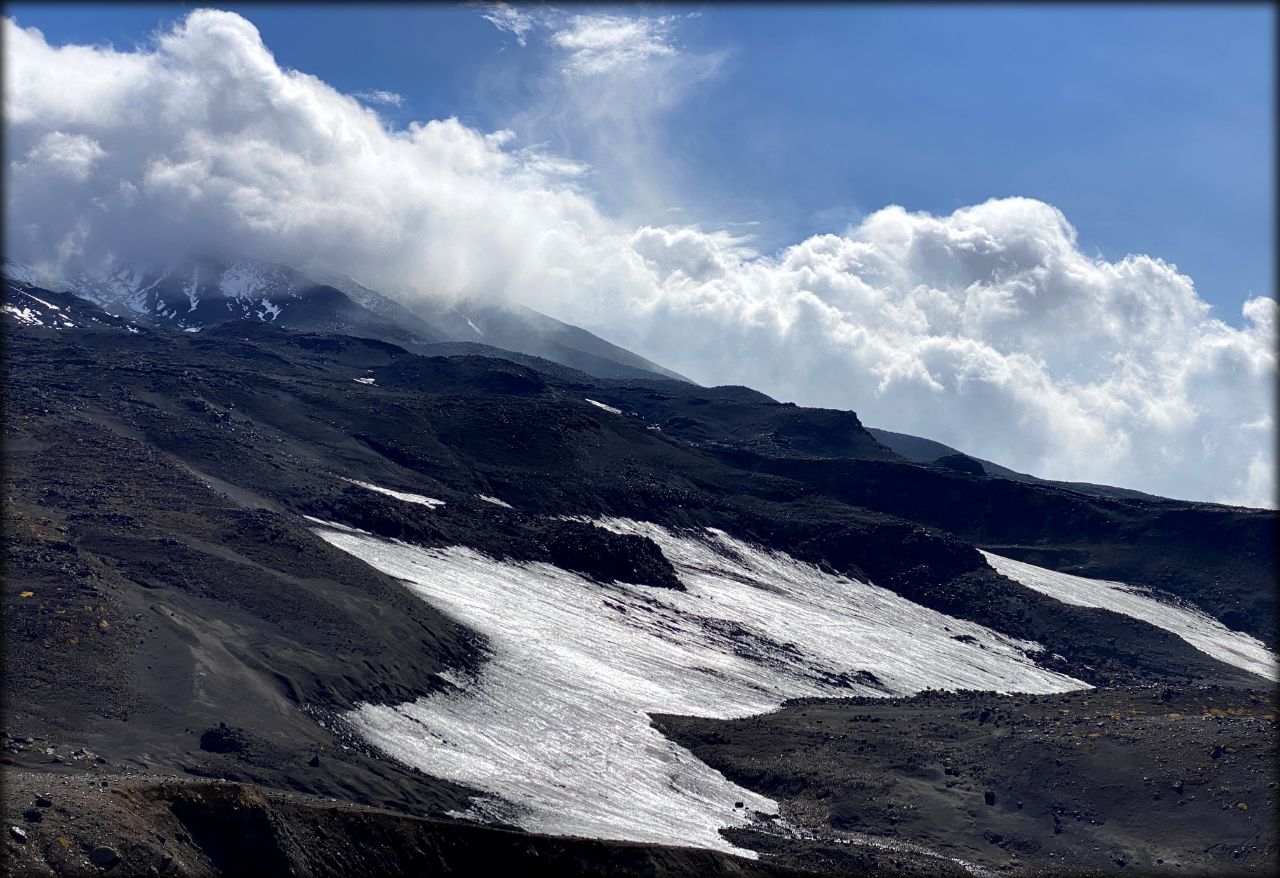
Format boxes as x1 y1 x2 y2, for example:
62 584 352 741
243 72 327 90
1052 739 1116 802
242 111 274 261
8 257 690 383
4 257 446 350
3 275 143 332
868 426 1162 501
3 278 1275 875
303 268 691 382
418 299 691 382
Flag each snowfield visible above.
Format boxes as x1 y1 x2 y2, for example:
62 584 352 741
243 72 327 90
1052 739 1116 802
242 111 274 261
982 551 1278 682
314 518 1085 856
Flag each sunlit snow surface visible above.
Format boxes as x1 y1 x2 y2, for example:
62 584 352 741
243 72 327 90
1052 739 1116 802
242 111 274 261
584 398 622 415
982 551 1278 682
340 478 445 508
315 518 1085 855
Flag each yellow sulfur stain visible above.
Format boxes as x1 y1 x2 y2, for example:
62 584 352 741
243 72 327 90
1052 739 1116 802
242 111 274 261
19 591 34 598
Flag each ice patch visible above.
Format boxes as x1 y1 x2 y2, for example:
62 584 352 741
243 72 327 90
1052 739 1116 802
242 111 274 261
584 398 622 415
352 377 376 385
315 519 1084 856
341 478 445 508
982 551 1278 682
464 316 484 337
477 494 513 509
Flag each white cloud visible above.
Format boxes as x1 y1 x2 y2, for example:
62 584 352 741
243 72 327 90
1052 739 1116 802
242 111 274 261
596 204 1276 508
486 7 724 222
474 4 687 73
351 88 403 107
3 10 1274 508
477 2 537 47
15 131 106 181
549 13 678 76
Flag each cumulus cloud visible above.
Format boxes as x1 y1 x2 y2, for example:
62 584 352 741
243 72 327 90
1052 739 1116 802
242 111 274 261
603 205 1276 508
351 88 403 107
3 10 605 297
3 10 1274 507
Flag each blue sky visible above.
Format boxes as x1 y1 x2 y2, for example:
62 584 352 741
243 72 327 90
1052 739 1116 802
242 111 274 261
6 2 1274 323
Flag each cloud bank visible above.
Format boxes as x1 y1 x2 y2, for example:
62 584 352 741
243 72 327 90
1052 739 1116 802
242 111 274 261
3 9 1274 507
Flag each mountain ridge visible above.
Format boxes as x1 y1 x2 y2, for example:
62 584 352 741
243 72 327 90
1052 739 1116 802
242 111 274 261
3 256 687 384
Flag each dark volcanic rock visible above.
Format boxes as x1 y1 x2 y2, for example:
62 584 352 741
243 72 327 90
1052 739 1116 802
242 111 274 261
546 520 684 590
199 724 246 754
934 453 986 476
88 845 121 869
2 772 811 878
656 687 1278 875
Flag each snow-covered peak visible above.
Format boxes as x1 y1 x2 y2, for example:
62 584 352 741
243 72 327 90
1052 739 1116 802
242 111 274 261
2 258 42 287
44 256 310 329
215 259 303 302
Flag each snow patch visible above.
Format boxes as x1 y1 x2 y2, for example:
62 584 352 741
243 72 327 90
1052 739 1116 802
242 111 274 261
4 304 43 326
982 551 1278 681
341 478 445 508
352 377 377 385
23 293 60 311
584 398 622 415
477 494 513 509
315 519 1084 856
219 262 269 300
